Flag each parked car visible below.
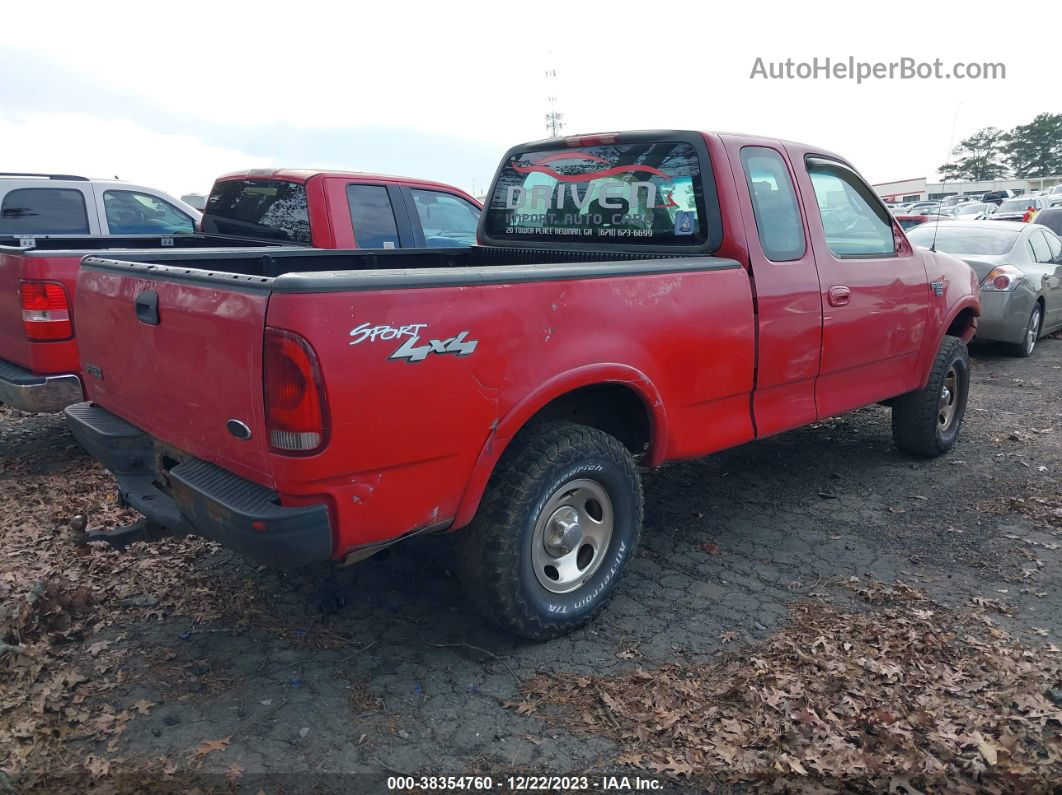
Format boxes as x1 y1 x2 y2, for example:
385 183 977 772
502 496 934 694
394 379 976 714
200 169 482 248
993 196 1049 222
982 189 1016 206
0 173 200 236
1043 185 1062 207
1035 207 1062 237
895 212 953 230
0 235 301 413
907 201 944 214
952 202 997 220
907 220 1062 356
65 130 979 640
940 195 974 208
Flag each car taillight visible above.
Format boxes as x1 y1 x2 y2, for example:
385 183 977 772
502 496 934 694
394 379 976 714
263 327 329 455
980 265 1023 292
20 281 72 341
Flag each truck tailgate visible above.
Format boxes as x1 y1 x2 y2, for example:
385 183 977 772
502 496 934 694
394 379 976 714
76 260 273 484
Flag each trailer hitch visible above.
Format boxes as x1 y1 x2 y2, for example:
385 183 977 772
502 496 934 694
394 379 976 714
73 517 180 550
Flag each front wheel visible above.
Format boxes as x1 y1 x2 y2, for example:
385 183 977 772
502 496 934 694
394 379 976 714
456 422 643 641
891 335 971 457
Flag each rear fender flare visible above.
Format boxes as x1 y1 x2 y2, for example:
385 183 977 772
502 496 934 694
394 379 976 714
450 363 668 530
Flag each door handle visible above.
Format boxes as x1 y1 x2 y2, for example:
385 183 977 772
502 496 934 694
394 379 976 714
135 290 159 325
827 285 851 307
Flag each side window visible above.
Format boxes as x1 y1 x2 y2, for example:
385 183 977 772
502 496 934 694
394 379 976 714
1028 230 1053 263
1043 229 1062 262
806 159 896 257
104 190 195 234
739 147 805 261
0 188 89 234
410 190 480 247
346 185 400 249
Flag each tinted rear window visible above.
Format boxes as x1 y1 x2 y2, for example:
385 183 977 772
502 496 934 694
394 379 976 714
0 188 90 234
201 179 310 243
484 141 718 248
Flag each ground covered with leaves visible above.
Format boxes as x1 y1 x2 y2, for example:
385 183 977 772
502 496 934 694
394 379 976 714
516 581 1062 792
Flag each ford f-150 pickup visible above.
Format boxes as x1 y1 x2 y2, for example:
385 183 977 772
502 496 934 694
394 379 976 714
65 130 980 640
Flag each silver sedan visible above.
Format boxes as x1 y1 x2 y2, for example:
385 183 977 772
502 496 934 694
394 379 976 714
907 220 1062 356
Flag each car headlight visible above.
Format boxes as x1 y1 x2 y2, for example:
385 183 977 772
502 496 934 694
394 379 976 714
981 265 1023 292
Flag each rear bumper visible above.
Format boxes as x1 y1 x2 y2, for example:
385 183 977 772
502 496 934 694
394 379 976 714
0 358 82 413
973 288 1037 345
64 402 333 568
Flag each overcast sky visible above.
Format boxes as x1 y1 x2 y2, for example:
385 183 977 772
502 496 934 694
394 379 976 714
2 0 1054 198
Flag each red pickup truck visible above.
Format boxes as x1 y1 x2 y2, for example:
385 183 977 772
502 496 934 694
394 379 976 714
0 173 480 414
199 169 482 249
66 131 980 640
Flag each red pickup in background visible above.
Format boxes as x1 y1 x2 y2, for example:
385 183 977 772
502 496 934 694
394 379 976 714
0 172 480 413
66 130 979 640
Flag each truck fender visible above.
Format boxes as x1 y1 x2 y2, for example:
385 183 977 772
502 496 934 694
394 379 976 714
917 296 980 390
450 363 668 530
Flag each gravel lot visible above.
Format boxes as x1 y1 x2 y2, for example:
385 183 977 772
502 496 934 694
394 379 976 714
2 337 1060 793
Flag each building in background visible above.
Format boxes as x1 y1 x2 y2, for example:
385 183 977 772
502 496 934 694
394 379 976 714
874 175 1062 202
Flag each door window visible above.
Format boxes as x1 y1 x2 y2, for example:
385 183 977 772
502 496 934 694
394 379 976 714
347 185 400 249
739 147 805 261
1043 229 1062 262
1028 230 1054 263
104 190 195 234
0 188 90 234
806 159 895 257
410 190 480 247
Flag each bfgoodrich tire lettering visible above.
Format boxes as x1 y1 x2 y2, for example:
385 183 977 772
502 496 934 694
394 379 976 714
891 335 970 457
457 421 643 641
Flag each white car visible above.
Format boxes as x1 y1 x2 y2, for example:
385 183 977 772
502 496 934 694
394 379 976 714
0 173 201 236
1043 185 1062 207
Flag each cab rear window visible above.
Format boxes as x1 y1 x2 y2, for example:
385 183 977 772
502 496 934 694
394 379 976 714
484 141 719 248
201 179 311 243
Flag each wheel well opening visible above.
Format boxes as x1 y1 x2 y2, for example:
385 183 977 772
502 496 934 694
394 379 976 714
525 384 652 458
947 307 978 342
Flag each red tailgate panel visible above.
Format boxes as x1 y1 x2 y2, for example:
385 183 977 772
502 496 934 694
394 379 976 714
76 269 273 484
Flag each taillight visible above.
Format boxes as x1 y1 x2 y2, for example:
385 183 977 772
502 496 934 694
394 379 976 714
981 265 1023 292
263 327 329 455
20 281 72 341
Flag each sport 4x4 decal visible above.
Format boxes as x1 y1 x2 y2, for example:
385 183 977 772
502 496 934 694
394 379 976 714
349 322 478 363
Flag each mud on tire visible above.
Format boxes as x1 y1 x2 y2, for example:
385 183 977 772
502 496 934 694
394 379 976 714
891 334 970 457
456 421 643 641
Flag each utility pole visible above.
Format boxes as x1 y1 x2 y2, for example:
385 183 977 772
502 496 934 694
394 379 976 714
545 52 564 138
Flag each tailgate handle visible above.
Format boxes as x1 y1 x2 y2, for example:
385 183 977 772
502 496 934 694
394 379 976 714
135 290 160 325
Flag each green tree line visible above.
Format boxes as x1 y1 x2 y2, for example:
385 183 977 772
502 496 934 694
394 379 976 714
937 113 1062 181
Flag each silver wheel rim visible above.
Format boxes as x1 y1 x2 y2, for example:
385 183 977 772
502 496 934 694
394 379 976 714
1026 308 1040 354
938 366 959 430
531 478 614 594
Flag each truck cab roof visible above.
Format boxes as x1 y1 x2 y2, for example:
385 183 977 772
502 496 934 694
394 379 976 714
213 168 477 198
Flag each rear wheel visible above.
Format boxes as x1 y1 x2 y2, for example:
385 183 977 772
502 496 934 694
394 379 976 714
1012 304 1042 358
456 422 642 641
891 335 970 457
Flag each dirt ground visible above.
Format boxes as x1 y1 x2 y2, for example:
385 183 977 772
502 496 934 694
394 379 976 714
2 337 1061 793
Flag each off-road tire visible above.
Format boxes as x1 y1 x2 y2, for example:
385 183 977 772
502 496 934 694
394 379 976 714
891 334 970 457
456 421 642 641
